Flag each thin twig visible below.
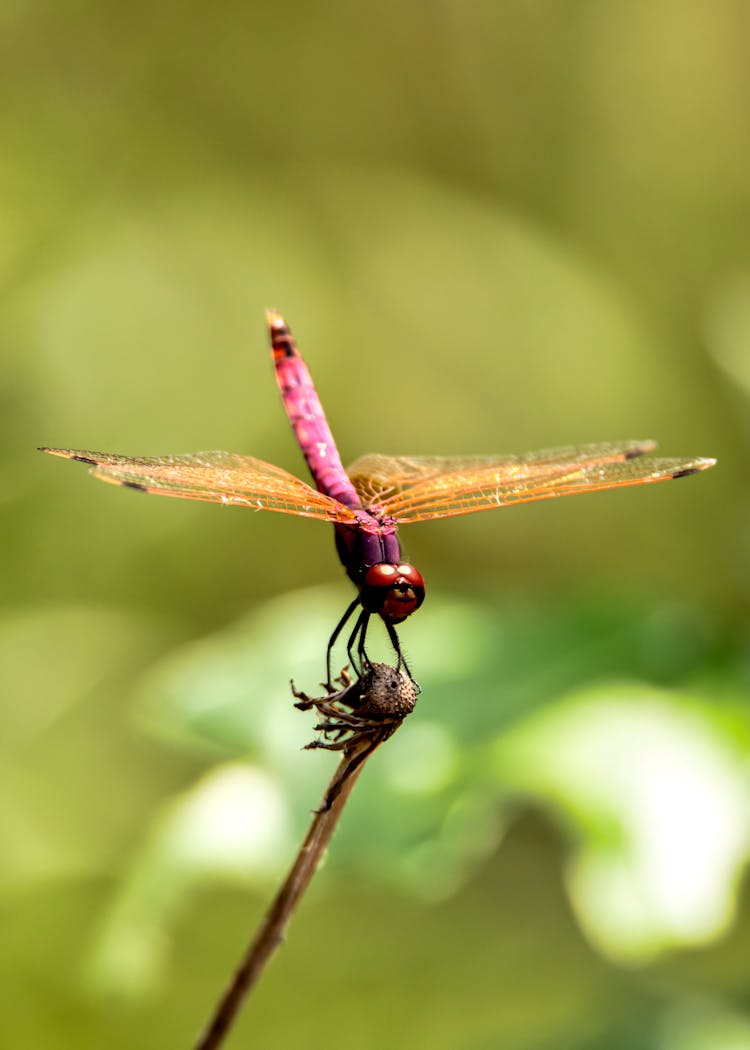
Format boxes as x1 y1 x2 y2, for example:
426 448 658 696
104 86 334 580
193 664 418 1050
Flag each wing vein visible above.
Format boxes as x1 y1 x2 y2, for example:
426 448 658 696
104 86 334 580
41 448 359 523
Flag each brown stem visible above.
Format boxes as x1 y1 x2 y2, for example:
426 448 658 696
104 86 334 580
193 736 379 1050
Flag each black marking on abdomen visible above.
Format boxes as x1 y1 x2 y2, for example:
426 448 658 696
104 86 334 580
273 336 296 357
270 323 297 357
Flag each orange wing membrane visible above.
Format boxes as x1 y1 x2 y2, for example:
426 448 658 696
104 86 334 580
40 448 359 524
346 442 715 523
346 440 657 508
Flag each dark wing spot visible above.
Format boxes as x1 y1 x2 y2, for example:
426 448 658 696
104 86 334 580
122 481 147 492
671 467 700 479
72 455 98 465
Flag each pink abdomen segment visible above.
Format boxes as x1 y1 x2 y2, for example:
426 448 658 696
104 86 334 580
268 311 362 510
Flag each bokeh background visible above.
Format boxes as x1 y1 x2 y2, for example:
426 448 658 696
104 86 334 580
3 2 750 1047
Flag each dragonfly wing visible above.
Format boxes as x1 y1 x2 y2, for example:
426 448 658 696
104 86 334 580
347 447 715 523
347 440 659 512
40 448 359 523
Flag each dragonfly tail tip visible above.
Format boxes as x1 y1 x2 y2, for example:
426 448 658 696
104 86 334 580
265 308 287 330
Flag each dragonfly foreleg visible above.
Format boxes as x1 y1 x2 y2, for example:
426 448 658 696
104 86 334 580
326 597 361 689
385 621 414 682
346 608 371 678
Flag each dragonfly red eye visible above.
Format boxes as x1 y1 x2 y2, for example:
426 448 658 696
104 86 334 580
360 563 425 624
364 564 398 586
396 564 424 587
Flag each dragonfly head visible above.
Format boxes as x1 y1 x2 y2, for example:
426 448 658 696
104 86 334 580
360 563 425 624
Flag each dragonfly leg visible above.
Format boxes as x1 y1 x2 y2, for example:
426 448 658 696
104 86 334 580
356 612 372 675
326 596 361 689
346 608 370 678
385 621 414 682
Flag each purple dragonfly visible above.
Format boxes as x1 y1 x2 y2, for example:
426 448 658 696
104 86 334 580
41 311 716 684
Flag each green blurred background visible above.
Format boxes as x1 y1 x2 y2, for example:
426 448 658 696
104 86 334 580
3 2 750 1047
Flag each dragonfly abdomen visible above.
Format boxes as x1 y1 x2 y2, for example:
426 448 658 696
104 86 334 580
268 310 362 510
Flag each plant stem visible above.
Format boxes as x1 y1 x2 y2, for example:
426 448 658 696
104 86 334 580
193 739 376 1049
193 663 418 1049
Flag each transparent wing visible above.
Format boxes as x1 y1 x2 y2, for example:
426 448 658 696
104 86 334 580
40 448 359 523
347 440 658 510
346 445 715 523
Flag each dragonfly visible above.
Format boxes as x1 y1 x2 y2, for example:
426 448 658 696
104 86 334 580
41 310 716 685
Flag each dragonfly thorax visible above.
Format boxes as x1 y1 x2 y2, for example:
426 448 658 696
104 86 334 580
360 563 425 624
